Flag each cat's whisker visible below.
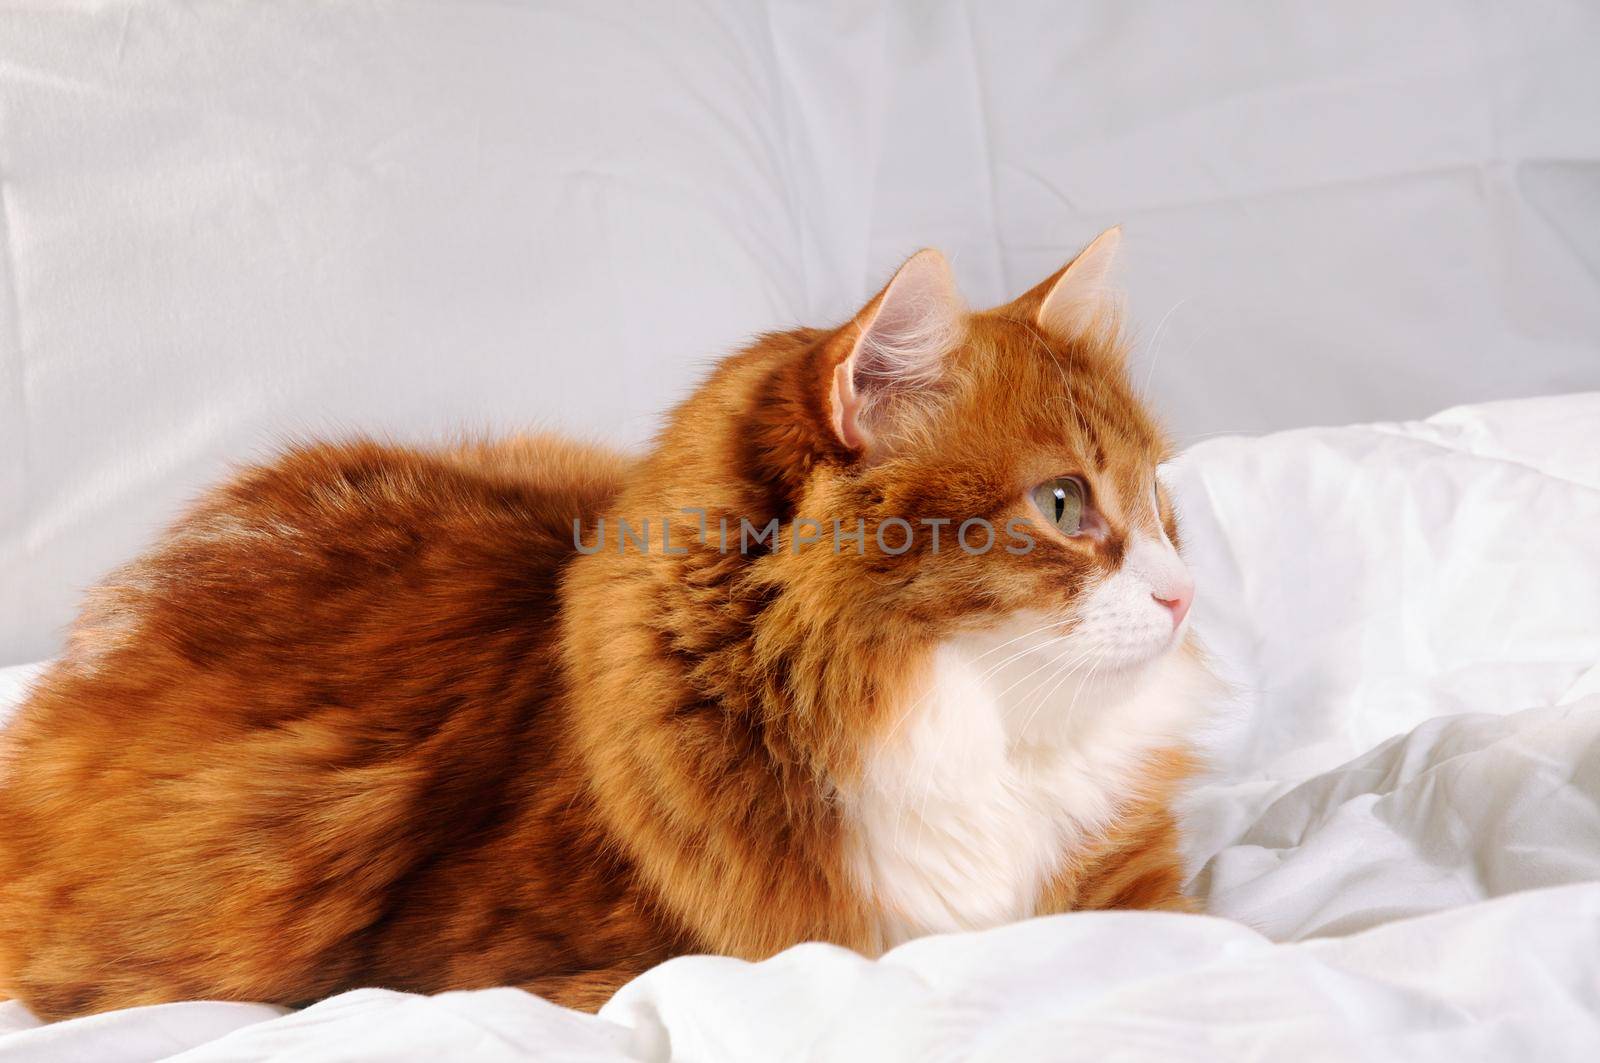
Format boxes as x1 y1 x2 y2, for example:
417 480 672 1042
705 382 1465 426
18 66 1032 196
1063 658 1106 737
964 619 1069 665
880 622 1067 746
1014 645 1098 741
1139 296 1190 399
1042 651 1099 722
989 639 1079 703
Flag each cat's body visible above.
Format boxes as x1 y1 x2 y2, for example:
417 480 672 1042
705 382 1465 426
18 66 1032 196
0 436 682 1016
0 230 1213 1020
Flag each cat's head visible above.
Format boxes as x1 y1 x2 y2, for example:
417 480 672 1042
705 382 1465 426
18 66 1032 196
747 228 1193 682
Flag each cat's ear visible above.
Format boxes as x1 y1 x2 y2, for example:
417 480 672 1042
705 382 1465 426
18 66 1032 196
1014 226 1124 343
828 249 964 454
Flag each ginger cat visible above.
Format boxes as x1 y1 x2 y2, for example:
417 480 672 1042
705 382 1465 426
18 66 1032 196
0 228 1213 1020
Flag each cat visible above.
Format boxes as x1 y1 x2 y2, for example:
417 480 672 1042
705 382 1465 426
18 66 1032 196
0 227 1214 1020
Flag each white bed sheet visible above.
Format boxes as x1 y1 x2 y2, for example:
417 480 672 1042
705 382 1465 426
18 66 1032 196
2 392 1598 1060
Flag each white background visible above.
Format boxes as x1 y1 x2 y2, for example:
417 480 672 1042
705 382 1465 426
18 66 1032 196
2 0 1597 666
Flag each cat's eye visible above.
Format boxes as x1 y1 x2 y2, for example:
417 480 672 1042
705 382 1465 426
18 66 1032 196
1031 476 1085 535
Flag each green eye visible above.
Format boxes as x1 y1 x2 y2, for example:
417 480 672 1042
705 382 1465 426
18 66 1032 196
1031 477 1085 535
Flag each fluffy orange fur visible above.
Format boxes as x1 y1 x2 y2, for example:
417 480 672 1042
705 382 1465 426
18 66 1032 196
0 233 1206 1020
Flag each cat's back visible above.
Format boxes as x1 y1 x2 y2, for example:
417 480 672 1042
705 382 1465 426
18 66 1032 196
0 433 630 1017
57 433 628 687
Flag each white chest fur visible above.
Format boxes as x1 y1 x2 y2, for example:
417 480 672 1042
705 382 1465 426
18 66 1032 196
842 628 1211 947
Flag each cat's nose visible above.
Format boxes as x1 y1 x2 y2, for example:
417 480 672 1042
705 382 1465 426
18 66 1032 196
1153 579 1193 630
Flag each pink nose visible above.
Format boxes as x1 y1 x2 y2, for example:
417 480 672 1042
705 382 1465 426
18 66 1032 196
1153 582 1193 630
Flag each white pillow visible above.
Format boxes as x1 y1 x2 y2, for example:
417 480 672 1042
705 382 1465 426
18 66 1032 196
0 3 811 663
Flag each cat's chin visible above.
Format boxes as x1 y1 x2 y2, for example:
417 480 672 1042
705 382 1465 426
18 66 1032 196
1129 625 1195 671
1076 640 1184 692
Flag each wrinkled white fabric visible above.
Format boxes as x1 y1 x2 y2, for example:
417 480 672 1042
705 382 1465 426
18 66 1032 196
2 393 1597 1061
3 0 1599 665
7 885 1596 1063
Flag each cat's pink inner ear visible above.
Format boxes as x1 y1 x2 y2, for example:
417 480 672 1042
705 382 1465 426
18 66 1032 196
830 359 869 450
1036 226 1124 342
830 249 964 452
